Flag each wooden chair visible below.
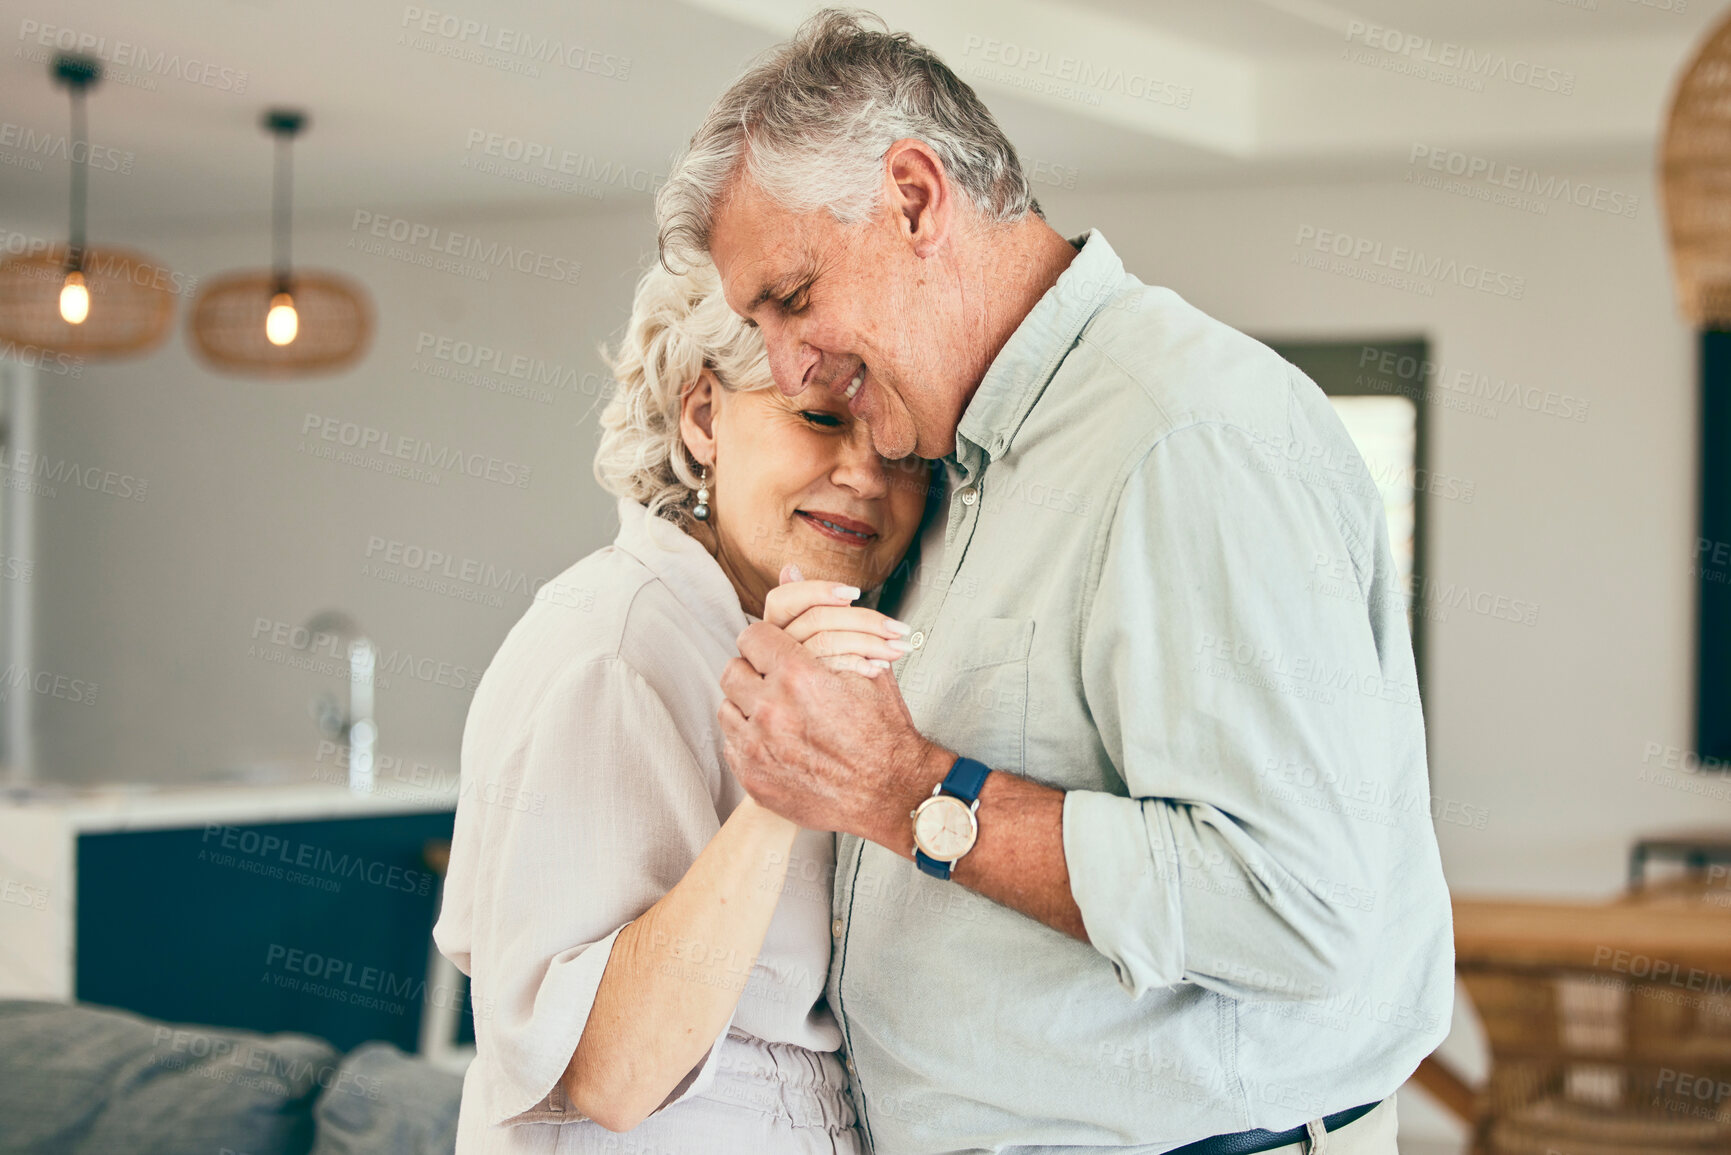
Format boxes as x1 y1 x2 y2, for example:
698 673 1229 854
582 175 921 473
1416 891 1731 1154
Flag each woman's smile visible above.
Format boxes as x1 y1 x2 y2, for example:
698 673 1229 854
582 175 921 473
794 508 878 547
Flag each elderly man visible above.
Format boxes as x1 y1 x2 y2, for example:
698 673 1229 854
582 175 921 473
658 11 1453 1155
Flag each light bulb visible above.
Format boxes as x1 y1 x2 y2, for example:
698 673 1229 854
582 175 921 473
59 271 89 325
265 291 298 346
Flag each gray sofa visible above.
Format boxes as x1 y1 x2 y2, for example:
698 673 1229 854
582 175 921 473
0 1000 462 1155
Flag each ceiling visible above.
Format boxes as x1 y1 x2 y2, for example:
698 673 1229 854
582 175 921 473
0 0 1723 239
1082 0 1726 50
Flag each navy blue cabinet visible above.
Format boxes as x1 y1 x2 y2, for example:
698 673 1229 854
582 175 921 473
76 812 458 1052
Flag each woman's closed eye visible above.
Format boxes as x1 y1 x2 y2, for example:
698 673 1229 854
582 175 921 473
800 410 844 429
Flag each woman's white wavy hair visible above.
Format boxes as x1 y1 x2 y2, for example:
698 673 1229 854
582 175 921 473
593 258 775 526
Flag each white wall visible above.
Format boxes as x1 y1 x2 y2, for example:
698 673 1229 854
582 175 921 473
28 203 655 786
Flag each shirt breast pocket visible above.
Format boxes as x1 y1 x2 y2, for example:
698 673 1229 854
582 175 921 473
908 617 1033 775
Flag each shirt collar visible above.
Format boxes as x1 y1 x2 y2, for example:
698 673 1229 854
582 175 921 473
609 498 753 645
952 228 1126 477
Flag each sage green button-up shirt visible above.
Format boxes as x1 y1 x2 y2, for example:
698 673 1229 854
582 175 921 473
828 231 1453 1154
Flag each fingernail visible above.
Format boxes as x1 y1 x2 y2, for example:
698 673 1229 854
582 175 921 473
886 639 913 654
868 659 892 669
882 618 912 636
787 564 805 582
833 585 861 601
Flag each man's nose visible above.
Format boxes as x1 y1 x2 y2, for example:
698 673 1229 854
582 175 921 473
762 324 819 397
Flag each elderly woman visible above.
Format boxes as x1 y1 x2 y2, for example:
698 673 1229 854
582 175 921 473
433 257 929 1153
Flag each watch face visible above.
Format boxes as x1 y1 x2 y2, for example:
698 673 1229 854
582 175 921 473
914 795 977 861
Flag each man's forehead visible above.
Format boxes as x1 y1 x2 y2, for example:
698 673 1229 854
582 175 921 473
711 185 821 310
713 231 793 312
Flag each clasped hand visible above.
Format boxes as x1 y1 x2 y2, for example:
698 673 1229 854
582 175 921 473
718 566 942 839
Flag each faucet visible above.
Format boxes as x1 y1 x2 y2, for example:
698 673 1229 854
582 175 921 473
297 609 377 795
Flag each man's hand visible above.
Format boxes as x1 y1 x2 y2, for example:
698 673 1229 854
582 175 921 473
719 569 950 840
724 569 1089 941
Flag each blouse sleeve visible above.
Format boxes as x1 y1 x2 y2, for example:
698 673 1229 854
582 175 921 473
433 654 733 1127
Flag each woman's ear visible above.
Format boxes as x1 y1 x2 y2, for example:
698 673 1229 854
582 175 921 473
678 368 720 468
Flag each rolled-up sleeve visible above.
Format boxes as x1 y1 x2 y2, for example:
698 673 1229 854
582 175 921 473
434 655 734 1126
1067 417 1419 1003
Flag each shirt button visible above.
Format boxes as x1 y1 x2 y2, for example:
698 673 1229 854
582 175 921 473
958 487 978 506
832 918 844 939
909 631 926 650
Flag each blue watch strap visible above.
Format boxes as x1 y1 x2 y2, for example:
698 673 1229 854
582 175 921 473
914 852 950 879
914 757 992 880
941 757 991 804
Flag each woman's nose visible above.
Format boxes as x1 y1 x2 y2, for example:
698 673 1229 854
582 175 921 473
830 435 890 498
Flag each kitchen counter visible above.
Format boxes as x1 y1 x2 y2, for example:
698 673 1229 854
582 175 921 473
0 772 457 1007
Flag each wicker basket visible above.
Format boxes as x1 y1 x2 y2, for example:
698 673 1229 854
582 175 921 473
1662 9 1731 327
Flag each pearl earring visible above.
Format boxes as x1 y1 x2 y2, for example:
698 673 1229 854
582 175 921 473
693 467 711 522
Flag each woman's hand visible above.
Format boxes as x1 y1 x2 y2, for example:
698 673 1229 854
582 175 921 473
763 565 912 678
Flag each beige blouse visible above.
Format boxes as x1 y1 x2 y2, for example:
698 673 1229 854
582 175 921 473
433 498 842 1137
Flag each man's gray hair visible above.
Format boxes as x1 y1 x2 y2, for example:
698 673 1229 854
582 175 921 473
656 7 1040 271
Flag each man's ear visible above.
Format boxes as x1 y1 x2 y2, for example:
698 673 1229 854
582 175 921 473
884 138 950 259
678 368 720 467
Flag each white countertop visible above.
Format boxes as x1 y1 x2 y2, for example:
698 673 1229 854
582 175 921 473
0 769 457 833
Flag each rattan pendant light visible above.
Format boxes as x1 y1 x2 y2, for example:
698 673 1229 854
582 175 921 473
1663 11 1731 326
189 110 372 377
0 54 177 358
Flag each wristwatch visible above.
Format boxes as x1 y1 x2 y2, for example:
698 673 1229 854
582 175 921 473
911 757 991 880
